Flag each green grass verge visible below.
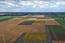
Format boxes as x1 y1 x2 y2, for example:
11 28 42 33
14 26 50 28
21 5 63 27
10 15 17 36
0 16 13 21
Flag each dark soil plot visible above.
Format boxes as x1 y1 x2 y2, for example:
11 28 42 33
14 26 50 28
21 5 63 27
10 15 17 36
18 21 34 25
47 25 65 41
53 33 65 41
49 32 65 41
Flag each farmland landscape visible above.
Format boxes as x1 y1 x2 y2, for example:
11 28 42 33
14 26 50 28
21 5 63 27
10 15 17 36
0 12 65 43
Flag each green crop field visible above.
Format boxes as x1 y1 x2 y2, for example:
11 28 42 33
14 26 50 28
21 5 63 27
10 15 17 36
48 26 65 32
51 14 65 26
0 16 13 21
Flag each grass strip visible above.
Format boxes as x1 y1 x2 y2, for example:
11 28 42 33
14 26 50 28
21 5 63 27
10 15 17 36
0 16 13 21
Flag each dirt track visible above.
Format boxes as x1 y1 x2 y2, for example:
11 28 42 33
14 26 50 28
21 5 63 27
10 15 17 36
0 17 60 43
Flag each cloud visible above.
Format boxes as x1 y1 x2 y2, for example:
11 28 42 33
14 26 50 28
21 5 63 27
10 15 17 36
0 1 65 12
18 1 49 8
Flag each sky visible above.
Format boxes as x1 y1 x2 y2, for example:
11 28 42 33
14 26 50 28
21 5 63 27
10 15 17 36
0 0 65 12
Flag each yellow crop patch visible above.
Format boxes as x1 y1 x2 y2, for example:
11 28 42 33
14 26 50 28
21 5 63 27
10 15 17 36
23 32 48 41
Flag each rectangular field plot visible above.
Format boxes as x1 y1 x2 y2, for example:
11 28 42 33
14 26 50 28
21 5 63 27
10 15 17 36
15 32 48 43
0 35 3 43
18 20 34 25
0 16 13 21
48 25 65 32
47 25 65 41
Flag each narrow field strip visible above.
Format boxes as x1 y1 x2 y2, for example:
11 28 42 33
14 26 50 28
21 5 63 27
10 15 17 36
0 16 13 21
48 25 65 32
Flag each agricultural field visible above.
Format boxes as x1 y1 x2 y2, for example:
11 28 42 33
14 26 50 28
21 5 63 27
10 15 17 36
0 16 13 21
47 13 65 43
0 13 65 43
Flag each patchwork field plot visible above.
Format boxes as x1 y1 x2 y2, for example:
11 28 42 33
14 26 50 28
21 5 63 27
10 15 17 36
18 20 34 25
47 25 65 40
15 32 48 43
0 15 65 43
48 25 65 32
